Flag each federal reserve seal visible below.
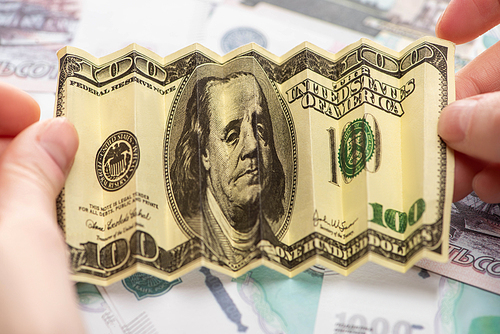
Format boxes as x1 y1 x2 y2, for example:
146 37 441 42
123 272 182 300
95 130 140 191
339 119 374 180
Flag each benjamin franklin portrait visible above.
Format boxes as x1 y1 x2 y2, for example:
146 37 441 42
166 57 295 268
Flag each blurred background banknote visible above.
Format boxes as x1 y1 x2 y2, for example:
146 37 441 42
77 264 500 334
2 0 497 97
2 0 500 333
418 193 500 295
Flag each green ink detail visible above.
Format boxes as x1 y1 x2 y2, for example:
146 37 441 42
233 266 323 334
440 278 464 334
339 118 374 180
408 198 425 226
384 209 407 233
368 199 426 233
122 272 182 300
76 283 106 313
440 277 500 333
468 317 500 334
368 202 384 227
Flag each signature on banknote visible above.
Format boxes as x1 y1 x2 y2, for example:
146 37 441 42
313 209 357 236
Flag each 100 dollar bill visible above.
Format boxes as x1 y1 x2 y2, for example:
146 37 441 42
55 37 454 285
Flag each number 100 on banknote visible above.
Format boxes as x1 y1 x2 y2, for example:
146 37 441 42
55 37 454 285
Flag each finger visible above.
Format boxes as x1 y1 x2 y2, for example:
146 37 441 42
0 82 40 137
452 151 487 202
438 92 500 163
454 42 500 100
473 163 500 203
0 117 78 204
436 0 500 44
0 117 84 333
0 138 12 156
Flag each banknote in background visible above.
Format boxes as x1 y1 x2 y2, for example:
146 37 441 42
418 193 500 296
91 267 322 334
0 0 81 92
78 264 500 334
233 0 490 69
202 0 441 69
314 263 500 334
55 37 454 285
0 0 217 94
7 0 496 95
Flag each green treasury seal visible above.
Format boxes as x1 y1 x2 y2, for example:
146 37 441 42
95 130 140 192
339 118 374 180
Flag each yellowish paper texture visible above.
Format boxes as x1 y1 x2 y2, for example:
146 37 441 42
56 37 454 285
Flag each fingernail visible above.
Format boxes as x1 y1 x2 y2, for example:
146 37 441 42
38 118 78 173
440 99 476 142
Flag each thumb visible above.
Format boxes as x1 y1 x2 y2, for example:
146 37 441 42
0 117 78 216
438 92 500 163
0 117 84 334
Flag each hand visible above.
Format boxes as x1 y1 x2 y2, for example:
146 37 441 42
436 0 500 203
0 82 84 333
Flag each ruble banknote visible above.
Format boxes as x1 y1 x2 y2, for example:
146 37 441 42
418 193 500 295
56 37 454 285
78 265 500 334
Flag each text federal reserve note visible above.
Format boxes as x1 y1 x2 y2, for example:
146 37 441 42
55 37 454 285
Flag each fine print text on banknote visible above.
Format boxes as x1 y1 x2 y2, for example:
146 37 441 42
55 37 454 285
